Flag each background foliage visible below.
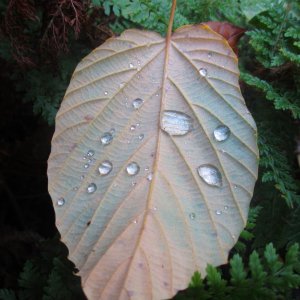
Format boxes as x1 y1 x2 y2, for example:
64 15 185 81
0 0 299 299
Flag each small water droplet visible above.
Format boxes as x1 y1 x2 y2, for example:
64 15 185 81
224 205 228 210
132 98 144 110
129 63 134 68
234 184 238 189
100 132 113 145
137 60 141 65
87 159 92 163
130 125 136 131
215 210 222 215
137 66 141 71
83 155 87 160
147 173 153 181
199 68 208 77
138 134 144 140
98 160 113 176
189 213 196 220
87 150 95 157
84 163 90 169
197 164 222 187
131 182 137 186
161 110 193 136
57 198 65 206
145 166 149 171
80 175 85 180
208 52 213 58
87 183 97 194
104 91 108 95
133 219 138 224
73 186 78 191
153 206 157 211
136 123 140 127
126 162 140 176
156 93 159 97
214 125 230 142
119 82 125 88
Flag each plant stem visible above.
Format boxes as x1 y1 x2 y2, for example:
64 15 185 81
166 0 176 40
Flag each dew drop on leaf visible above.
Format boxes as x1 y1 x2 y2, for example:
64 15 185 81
215 210 222 215
87 183 97 194
126 162 140 176
199 68 208 77
57 198 65 206
132 98 144 110
100 132 113 145
189 213 196 220
98 160 113 176
161 110 193 136
213 125 230 142
87 150 95 157
84 163 90 169
147 173 153 181
197 164 222 187
138 134 144 140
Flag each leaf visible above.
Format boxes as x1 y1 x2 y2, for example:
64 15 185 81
240 0 274 21
47 24 258 300
204 22 246 55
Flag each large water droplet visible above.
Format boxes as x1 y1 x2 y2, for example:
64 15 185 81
213 125 230 142
100 132 113 145
87 150 95 157
161 110 193 136
126 162 140 176
98 160 113 176
132 98 144 110
57 198 65 206
199 68 208 77
87 183 97 194
197 164 222 187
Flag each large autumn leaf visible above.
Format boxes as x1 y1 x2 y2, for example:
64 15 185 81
48 23 258 300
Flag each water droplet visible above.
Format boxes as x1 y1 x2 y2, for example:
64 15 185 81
98 160 113 176
136 123 140 127
215 210 222 215
126 162 140 176
224 205 228 210
197 164 222 187
214 125 230 142
100 132 113 145
189 213 196 220
57 198 65 206
129 63 134 68
87 183 97 194
145 166 149 171
80 175 85 180
208 52 213 58
161 110 193 136
156 93 159 97
83 156 87 160
153 206 157 211
84 163 90 169
130 125 136 131
147 173 153 181
119 82 125 88
87 150 95 157
73 186 78 191
138 134 144 140
199 68 208 77
137 60 141 65
87 159 92 163
131 182 137 186
104 91 108 95
132 98 144 110
133 219 138 224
